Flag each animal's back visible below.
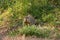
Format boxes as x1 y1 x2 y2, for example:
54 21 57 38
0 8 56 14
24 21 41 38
23 14 36 25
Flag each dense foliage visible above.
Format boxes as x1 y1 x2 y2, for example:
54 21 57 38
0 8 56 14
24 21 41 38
0 0 60 28
0 0 60 39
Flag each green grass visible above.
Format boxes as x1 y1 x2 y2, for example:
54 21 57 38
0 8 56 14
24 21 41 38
8 25 60 38
8 25 50 37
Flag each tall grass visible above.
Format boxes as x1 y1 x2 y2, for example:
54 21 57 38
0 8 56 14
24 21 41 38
8 25 50 37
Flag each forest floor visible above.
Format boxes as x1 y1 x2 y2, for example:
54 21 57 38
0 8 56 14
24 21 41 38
0 27 60 40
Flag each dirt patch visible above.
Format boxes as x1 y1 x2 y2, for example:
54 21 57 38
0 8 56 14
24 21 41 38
1 35 59 40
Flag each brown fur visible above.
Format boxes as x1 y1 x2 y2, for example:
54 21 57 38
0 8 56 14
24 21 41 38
23 14 36 26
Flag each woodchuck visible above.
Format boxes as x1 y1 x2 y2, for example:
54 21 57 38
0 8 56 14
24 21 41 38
23 14 36 26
